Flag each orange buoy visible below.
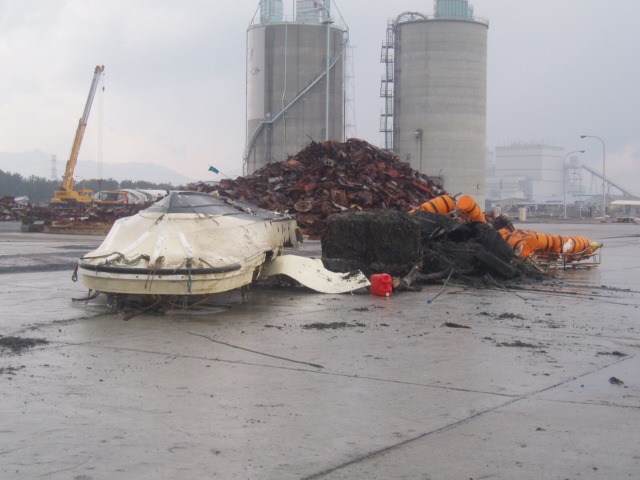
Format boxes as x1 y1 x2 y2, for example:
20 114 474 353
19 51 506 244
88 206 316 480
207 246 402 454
512 230 538 253
573 237 586 253
570 236 593 255
578 236 591 253
504 232 533 258
456 195 486 222
533 231 550 252
416 194 455 215
573 238 587 254
548 235 563 254
532 233 560 255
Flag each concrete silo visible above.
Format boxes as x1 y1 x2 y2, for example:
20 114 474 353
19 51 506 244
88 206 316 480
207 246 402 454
245 0 347 174
381 0 489 206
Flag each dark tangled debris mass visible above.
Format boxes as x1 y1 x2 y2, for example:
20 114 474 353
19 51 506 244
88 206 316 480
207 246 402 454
321 209 520 285
187 139 445 237
413 211 517 279
322 209 423 278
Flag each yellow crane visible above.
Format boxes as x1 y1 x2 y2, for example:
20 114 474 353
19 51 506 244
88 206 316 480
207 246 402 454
51 65 104 204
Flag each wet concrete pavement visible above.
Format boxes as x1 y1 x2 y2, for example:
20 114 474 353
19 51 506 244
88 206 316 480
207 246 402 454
0 221 639 479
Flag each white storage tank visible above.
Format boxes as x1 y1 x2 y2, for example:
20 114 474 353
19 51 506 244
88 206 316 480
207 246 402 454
245 0 347 174
383 0 489 206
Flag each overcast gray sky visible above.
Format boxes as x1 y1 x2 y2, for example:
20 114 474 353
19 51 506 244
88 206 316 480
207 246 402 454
1 0 638 191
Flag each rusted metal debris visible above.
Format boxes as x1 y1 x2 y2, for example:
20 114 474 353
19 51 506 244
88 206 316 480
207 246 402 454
21 202 154 235
1 196 27 221
187 139 445 237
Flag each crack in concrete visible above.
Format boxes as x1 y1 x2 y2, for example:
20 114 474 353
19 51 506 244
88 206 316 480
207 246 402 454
300 356 634 479
38 343 536 399
537 397 640 410
39 458 93 477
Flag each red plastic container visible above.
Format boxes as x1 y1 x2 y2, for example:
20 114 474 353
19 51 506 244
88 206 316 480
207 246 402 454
371 274 392 297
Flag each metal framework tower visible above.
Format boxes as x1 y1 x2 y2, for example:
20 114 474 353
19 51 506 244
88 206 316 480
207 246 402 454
261 0 283 23
582 164 634 197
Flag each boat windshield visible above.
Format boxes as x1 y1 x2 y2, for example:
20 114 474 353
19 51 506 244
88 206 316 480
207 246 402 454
144 191 291 222
143 192 241 215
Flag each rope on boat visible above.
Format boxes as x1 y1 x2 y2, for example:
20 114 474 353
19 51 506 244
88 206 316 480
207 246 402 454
186 258 193 294
81 251 122 261
72 290 101 302
116 254 150 267
145 256 164 290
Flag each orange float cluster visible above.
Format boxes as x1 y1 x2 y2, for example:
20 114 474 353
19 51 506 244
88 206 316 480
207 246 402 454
410 194 486 223
409 194 455 215
409 194 599 264
499 229 595 259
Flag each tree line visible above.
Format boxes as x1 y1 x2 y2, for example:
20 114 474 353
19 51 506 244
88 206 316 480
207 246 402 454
0 169 177 205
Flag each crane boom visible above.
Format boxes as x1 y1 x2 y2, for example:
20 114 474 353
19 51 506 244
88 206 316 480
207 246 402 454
52 65 104 204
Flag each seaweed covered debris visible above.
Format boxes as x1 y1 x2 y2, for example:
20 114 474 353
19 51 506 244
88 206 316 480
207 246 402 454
321 210 519 287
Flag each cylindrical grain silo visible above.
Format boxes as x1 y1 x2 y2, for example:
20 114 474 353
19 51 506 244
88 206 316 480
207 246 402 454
392 0 489 206
245 0 346 174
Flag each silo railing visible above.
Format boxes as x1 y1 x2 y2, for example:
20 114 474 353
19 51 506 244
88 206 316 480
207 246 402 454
380 115 394 132
248 13 348 30
396 13 489 27
380 45 394 62
380 82 394 97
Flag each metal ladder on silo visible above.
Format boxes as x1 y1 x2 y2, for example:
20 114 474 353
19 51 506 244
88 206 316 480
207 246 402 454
379 19 395 150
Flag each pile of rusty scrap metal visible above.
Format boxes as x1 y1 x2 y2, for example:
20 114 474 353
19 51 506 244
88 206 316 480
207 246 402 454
21 202 153 235
187 139 445 237
1 196 26 221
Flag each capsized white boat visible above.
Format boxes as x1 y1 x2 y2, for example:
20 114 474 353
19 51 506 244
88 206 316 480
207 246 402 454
78 191 370 295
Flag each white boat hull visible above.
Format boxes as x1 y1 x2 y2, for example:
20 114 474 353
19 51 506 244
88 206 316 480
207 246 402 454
78 192 299 296
81 252 267 295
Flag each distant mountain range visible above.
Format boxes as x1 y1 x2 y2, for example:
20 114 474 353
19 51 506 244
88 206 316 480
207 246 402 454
0 150 197 186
